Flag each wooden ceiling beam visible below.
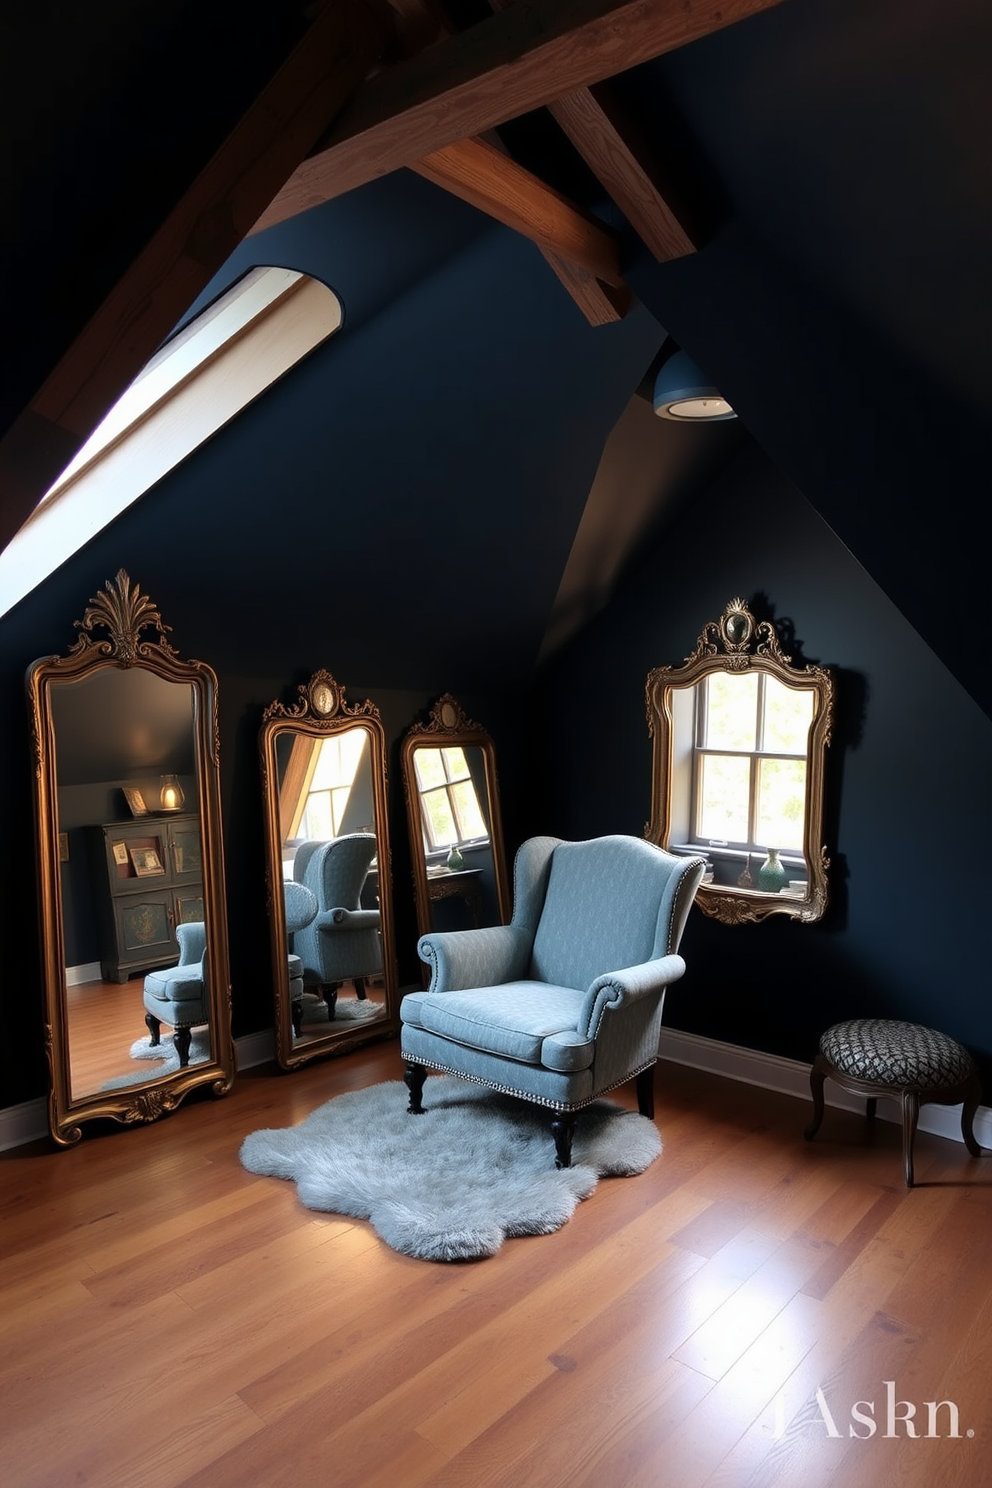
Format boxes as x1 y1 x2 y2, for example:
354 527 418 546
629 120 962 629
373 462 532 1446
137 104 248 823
410 137 624 287
251 0 788 233
549 84 697 262
538 250 630 325
0 0 391 550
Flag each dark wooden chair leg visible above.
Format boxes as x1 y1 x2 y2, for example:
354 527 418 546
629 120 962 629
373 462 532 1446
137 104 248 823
322 984 339 1020
635 1066 655 1120
355 978 367 1001
961 1073 983 1158
902 1089 920 1187
405 1063 427 1114
551 1112 576 1170
145 1012 161 1046
805 1055 827 1140
292 999 303 1037
174 1025 192 1068
866 1096 878 1123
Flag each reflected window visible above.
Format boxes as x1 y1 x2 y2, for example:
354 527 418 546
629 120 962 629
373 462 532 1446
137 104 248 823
414 747 488 851
693 674 812 853
278 731 369 865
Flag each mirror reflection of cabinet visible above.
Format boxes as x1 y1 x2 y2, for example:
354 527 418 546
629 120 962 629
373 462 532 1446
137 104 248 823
26 571 234 1145
646 598 834 925
259 670 398 1070
88 814 203 981
401 694 510 943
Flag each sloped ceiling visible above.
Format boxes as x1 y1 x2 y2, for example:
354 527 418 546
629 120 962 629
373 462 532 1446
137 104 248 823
2 0 989 709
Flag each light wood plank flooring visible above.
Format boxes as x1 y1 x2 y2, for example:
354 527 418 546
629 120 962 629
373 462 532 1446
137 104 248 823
1 1042 989 1488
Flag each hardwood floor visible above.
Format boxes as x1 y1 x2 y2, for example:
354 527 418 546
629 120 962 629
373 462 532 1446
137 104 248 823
1 1042 989 1488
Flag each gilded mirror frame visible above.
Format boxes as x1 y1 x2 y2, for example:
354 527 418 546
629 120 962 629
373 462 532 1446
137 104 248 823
260 669 398 1070
401 693 510 942
646 598 834 925
26 570 234 1146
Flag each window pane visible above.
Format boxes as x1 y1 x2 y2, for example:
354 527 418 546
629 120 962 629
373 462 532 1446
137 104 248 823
449 779 487 840
414 748 447 791
703 673 758 751
697 754 751 840
441 746 469 781
756 758 807 850
422 787 457 848
762 678 814 753
303 792 333 841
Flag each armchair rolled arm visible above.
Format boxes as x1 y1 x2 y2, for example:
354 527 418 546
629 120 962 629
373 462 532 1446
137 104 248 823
417 924 531 993
316 908 381 930
577 954 686 1038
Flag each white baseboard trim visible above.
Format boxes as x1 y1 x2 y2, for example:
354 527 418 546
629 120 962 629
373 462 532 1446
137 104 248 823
0 1029 278 1152
658 1027 992 1151
66 962 102 988
3 1027 989 1155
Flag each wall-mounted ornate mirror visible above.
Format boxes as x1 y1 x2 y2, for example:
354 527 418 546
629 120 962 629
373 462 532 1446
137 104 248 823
646 598 834 925
26 571 234 1146
401 694 510 944
259 670 398 1070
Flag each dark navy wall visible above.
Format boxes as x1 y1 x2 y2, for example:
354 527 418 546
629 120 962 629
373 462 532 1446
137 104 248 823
524 440 992 1094
0 177 663 1110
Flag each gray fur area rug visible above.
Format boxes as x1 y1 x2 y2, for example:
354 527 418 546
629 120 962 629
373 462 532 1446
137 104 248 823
100 1031 211 1089
239 1076 662 1262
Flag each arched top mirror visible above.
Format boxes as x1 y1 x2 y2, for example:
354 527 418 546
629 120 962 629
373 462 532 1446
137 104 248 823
401 694 510 945
26 570 233 1146
646 598 834 925
259 670 398 1070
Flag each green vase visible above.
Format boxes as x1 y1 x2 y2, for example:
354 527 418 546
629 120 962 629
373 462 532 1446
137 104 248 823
758 848 786 893
446 845 464 872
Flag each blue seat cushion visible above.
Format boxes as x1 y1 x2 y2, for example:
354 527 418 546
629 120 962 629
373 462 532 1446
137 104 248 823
144 965 204 1006
400 983 594 1070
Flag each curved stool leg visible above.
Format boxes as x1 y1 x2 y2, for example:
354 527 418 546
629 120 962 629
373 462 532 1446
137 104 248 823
961 1073 983 1158
805 1056 828 1140
901 1089 920 1187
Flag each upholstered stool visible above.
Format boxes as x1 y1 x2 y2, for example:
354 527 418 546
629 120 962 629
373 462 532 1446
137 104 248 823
805 1018 983 1186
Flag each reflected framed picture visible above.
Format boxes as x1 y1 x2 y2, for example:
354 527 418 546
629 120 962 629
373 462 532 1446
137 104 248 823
123 787 149 818
129 846 165 877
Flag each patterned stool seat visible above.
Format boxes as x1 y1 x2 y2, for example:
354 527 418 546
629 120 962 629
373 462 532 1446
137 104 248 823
805 1017 983 1187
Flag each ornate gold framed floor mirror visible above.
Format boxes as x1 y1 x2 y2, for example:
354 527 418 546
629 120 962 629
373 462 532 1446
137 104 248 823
401 694 510 947
26 570 234 1146
259 670 398 1070
646 597 834 925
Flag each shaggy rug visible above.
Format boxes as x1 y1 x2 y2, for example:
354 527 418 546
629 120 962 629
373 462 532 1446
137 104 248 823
239 1076 662 1262
297 991 382 1028
101 1031 211 1089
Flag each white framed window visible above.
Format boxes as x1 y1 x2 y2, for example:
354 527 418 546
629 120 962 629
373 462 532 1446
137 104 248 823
414 746 489 852
691 672 812 853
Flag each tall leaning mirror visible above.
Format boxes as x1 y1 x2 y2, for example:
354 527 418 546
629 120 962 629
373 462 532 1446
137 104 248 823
646 597 834 925
26 570 234 1146
401 694 510 943
260 670 398 1070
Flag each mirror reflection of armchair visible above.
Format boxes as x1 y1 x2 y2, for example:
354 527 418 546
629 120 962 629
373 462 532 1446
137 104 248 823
142 920 208 1068
292 834 382 1019
283 879 318 1038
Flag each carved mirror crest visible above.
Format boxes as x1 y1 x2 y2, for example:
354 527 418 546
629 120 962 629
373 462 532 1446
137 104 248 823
26 570 234 1146
646 598 834 925
259 669 398 1070
401 693 510 946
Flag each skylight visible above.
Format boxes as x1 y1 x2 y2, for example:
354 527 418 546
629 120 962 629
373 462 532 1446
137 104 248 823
0 266 342 619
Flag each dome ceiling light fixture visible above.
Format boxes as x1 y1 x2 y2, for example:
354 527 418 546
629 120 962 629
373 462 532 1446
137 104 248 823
652 349 737 422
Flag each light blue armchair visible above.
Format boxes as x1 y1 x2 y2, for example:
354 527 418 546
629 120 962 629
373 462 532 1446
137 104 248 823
401 834 706 1167
292 834 382 1019
283 879 319 1038
142 920 208 1068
